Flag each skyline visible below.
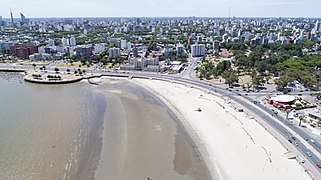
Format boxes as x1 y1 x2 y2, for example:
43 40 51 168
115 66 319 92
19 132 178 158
0 0 321 18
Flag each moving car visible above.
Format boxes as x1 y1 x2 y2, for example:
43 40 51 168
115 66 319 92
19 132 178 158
307 152 311 157
291 136 296 140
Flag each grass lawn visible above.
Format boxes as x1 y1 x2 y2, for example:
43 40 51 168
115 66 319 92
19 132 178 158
18 61 51 66
57 61 95 69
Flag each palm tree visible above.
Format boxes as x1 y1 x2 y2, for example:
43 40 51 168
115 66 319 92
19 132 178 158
82 69 86 75
299 116 304 127
286 109 291 120
32 63 36 71
67 69 70 74
54 68 59 74
42 66 46 72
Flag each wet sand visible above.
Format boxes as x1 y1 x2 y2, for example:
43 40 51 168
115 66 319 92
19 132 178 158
95 78 211 180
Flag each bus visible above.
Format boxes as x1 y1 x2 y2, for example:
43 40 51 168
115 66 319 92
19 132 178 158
296 155 306 164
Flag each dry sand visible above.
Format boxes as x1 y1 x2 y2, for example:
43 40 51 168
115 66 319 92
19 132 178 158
94 78 211 180
135 78 311 180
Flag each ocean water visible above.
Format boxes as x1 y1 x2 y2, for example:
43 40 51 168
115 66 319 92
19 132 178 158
0 72 105 180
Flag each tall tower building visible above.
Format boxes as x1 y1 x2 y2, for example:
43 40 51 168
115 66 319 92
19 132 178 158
10 8 14 26
20 13 28 25
315 20 320 32
0 16 3 26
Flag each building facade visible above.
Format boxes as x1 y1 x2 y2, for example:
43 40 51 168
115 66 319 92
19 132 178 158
191 44 205 57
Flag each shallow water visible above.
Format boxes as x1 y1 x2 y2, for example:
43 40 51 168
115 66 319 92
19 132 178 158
0 73 105 180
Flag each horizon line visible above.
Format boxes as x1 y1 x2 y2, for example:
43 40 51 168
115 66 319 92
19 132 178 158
1 16 320 19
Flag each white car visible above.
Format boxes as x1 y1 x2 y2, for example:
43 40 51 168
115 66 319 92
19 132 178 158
307 152 312 157
310 139 315 144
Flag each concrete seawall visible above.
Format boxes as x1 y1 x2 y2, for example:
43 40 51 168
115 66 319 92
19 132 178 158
24 74 102 85
0 68 26 73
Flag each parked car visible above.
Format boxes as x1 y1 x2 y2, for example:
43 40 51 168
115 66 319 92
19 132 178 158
317 163 321 168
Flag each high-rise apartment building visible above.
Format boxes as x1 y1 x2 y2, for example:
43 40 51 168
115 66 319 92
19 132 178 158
70 36 77 46
213 41 220 53
191 44 205 57
109 47 121 58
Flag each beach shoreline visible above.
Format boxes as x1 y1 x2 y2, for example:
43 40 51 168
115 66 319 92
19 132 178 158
134 78 312 180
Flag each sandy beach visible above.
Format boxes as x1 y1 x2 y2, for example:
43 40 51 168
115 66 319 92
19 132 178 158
94 78 212 180
134 78 312 180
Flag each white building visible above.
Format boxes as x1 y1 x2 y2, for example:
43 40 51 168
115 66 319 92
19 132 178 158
304 109 321 127
48 39 55 46
93 44 106 54
109 47 121 58
121 57 159 71
61 37 69 47
151 26 156 33
63 24 74 32
70 36 77 46
127 42 132 52
120 40 127 49
83 29 88 35
191 44 206 57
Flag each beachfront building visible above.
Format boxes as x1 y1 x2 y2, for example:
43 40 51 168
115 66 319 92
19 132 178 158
75 45 94 58
267 95 296 109
120 57 160 71
10 44 38 59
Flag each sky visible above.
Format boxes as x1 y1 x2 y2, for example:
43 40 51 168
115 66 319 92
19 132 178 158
0 0 320 18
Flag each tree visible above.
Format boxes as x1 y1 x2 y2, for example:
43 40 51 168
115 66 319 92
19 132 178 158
42 66 46 71
67 69 70 74
274 75 292 90
222 70 239 87
246 82 252 91
216 61 231 75
251 75 265 90
54 68 59 74
32 63 36 71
